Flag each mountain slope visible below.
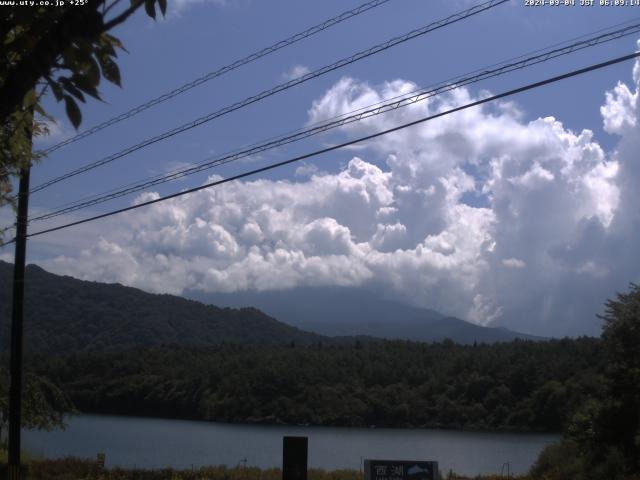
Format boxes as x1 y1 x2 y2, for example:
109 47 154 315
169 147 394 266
185 287 544 344
0 261 325 352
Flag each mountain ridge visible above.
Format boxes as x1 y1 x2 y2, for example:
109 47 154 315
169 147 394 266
185 286 546 344
0 260 326 352
1 261 544 352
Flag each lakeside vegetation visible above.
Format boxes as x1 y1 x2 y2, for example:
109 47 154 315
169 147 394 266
7 455 640 480
12 457 528 480
28 336 602 432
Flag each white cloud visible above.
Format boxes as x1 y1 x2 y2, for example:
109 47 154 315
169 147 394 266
166 0 226 17
599 40 640 136
35 58 640 337
282 65 311 82
295 162 319 178
601 82 637 135
502 258 526 269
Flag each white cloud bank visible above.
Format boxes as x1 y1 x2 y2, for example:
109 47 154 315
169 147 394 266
38 58 640 337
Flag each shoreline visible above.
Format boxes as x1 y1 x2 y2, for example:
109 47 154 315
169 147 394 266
60 411 562 436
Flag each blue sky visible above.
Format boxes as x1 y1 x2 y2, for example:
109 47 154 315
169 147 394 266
2 0 640 336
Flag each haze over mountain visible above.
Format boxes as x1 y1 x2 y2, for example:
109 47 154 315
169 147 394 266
185 287 545 344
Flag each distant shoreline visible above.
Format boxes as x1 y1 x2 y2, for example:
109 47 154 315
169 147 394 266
59 411 562 435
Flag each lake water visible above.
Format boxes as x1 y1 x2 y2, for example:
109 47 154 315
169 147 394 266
23 414 558 476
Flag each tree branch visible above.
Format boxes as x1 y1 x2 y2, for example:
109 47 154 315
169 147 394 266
102 0 144 32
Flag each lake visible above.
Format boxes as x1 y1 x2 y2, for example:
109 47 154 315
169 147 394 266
23 414 558 476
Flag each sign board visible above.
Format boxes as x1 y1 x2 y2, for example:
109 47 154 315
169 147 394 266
364 460 438 480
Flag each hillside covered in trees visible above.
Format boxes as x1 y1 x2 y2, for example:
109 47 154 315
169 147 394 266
0 261 543 351
29 337 603 432
0 261 326 352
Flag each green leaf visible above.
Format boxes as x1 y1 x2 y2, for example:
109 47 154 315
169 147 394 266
144 0 156 19
33 102 50 120
63 95 82 129
61 46 77 68
22 89 37 108
84 57 101 87
70 75 101 101
103 33 127 53
74 38 94 64
49 81 64 102
97 54 121 87
59 77 86 103
98 38 116 57
157 0 167 16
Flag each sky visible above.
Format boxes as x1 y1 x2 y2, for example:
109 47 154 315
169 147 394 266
2 0 640 337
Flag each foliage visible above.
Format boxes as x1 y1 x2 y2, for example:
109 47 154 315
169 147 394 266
0 366 75 445
579 282 640 476
529 283 640 479
0 262 326 352
529 439 586 480
597 283 640 470
21 458 532 480
28 337 604 432
0 0 167 209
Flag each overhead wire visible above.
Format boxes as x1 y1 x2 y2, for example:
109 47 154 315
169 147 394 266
8 50 636 244
28 0 509 195
27 20 640 223
38 0 394 156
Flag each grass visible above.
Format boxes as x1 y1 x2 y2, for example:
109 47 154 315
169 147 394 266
0 457 530 480
0 448 37 465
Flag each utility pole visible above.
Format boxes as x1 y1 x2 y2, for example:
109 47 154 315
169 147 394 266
7 117 32 480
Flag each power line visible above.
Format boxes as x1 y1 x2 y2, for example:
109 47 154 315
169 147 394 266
29 0 509 195
41 15 640 216
14 51 638 243
28 21 640 223
38 0 393 156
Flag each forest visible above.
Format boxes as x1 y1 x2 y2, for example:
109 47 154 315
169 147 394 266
28 336 604 432
4 282 640 480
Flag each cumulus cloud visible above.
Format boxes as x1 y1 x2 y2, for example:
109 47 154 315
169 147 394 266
600 41 640 135
34 57 640 337
295 162 319 178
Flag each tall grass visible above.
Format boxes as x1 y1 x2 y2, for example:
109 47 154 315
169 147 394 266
3 458 531 480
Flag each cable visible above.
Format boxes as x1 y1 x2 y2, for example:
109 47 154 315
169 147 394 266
29 0 509 195
15 51 638 242
28 21 640 223
38 0 393 156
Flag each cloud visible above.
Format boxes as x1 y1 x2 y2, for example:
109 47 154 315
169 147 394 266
35 58 640 337
167 0 226 16
502 258 526 269
282 65 311 82
601 82 637 135
295 162 319 178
